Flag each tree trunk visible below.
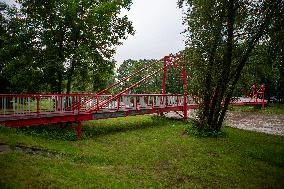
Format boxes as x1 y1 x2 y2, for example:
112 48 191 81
217 16 272 129
199 0 235 131
210 0 235 130
197 0 276 131
199 9 225 129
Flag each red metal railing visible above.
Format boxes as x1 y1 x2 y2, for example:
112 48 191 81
231 83 266 108
86 55 186 113
61 59 164 113
0 55 186 119
0 94 111 116
0 93 195 116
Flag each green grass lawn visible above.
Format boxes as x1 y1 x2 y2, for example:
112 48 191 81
0 115 283 188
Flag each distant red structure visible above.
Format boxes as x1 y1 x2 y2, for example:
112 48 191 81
0 55 266 139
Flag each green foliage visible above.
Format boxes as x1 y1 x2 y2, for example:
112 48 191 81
185 119 226 137
237 43 283 98
0 116 283 188
0 0 134 94
0 3 45 93
179 0 284 131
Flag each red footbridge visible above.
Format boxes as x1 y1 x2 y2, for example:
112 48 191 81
0 55 266 139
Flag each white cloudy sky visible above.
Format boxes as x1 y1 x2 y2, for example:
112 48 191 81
115 0 186 64
3 0 186 65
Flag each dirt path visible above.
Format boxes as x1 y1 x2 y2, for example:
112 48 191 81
225 112 284 136
165 111 284 136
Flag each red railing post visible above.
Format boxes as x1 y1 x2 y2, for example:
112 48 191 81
55 96 58 111
36 96 40 115
78 96 81 113
135 96 138 110
176 95 179 106
96 96 99 111
117 96 120 111
58 96 61 111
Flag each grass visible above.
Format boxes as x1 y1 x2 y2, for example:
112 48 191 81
0 115 283 188
228 103 284 114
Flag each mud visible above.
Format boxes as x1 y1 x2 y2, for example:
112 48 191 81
0 143 64 157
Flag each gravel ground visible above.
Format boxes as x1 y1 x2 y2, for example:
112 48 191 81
165 110 284 136
225 112 284 136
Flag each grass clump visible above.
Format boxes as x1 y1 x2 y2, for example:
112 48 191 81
185 119 226 137
16 123 77 141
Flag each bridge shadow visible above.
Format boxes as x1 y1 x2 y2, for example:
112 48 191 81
83 115 184 139
16 115 184 141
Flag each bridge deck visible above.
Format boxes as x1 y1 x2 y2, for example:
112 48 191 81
0 100 265 128
0 104 200 127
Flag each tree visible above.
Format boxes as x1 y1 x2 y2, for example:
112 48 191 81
178 0 284 131
237 43 283 100
1 0 134 94
22 0 134 94
0 3 12 93
0 2 45 93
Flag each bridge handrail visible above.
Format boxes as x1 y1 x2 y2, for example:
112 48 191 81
87 66 165 112
0 94 113 116
67 59 164 111
85 55 186 112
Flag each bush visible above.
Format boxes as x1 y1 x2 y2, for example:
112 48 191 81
185 119 225 137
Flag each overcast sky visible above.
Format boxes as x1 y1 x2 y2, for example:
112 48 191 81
115 0 186 65
3 0 186 66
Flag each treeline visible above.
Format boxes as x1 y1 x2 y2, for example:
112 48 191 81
116 46 283 99
1 0 283 101
0 0 134 94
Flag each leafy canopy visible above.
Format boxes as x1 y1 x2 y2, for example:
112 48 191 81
0 0 134 93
